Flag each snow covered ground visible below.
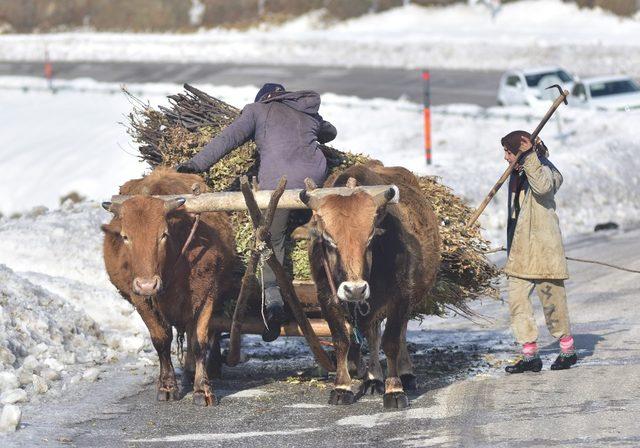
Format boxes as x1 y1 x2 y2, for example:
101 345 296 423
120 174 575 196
1 75 639 434
1 1 639 75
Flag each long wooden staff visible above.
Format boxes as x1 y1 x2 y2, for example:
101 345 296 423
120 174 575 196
465 86 570 231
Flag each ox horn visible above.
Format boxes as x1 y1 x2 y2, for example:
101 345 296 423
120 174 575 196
101 201 122 216
164 197 186 213
304 177 317 191
373 185 400 208
299 189 321 210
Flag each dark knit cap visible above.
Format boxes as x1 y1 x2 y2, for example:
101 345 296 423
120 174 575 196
255 83 285 102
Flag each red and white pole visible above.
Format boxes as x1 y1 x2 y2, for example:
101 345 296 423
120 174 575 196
44 49 53 90
422 70 432 165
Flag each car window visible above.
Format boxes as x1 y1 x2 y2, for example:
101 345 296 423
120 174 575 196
558 70 573 83
525 70 573 87
506 76 521 87
589 80 640 98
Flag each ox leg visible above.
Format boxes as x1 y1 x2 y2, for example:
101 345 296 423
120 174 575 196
322 300 355 405
381 305 410 410
133 296 178 401
206 332 223 380
192 298 217 406
359 321 384 395
181 330 196 389
398 321 417 391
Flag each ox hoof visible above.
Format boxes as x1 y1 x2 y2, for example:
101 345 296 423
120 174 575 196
383 392 409 410
328 388 355 405
400 374 418 391
156 388 179 402
359 379 385 395
193 391 218 407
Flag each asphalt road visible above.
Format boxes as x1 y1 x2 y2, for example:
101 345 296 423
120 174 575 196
8 227 640 447
0 61 501 106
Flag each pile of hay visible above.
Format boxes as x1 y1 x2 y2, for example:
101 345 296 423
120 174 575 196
125 84 499 317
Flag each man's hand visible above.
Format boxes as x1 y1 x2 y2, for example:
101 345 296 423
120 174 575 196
518 136 533 155
176 160 199 174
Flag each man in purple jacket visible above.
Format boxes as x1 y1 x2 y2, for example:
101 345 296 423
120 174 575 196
177 83 337 342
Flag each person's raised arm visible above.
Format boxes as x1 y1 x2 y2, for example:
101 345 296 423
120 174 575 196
518 136 555 196
178 105 256 173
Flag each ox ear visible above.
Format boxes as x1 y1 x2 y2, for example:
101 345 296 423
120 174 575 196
101 221 121 235
373 185 400 208
164 197 186 213
102 201 122 217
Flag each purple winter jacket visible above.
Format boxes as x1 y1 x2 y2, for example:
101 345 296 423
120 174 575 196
188 90 336 190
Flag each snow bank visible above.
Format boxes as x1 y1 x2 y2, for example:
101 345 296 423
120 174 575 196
0 202 152 417
1 1 639 75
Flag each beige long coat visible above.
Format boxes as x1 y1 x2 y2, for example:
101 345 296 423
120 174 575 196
504 152 569 280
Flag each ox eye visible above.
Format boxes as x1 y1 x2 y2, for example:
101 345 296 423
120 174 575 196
160 231 169 241
121 234 130 244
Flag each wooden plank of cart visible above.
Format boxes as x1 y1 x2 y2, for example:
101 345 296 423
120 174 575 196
111 176 396 373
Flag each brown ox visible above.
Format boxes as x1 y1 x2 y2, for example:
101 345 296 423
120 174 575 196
101 168 236 406
301 161 440 409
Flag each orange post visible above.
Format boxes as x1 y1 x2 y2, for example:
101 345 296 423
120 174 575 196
422 70 432 165
44 50 53 90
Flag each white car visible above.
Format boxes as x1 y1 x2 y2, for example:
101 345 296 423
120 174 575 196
569 76 640 111
497 67 576 106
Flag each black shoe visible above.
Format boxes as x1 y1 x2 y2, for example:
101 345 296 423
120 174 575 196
550 353 577 370
505 356 543 374
261 303 284 342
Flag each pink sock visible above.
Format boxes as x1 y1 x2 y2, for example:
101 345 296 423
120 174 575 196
522 342 538 358
560 336 575 354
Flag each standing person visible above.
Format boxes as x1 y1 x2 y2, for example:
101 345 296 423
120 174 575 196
177 83 336 342
501 130 578 373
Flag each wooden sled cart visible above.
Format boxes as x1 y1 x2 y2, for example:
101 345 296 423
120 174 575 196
111 176 397 373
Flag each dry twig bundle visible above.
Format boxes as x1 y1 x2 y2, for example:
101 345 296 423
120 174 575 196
124 84 499 317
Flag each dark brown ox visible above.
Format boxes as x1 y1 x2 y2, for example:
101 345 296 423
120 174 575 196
301 161 440 409
101 168 236 406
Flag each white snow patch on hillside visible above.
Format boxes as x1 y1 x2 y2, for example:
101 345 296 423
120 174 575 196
0 1 639 74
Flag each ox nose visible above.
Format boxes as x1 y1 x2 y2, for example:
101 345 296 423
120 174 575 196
337 281 370 302
132 276 162 296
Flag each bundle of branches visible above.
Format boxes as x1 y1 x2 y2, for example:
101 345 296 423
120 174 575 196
125 84 499 317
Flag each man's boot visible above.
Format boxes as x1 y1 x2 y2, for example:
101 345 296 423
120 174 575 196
505 356 543 374
262 286 285 342
550 353 577 370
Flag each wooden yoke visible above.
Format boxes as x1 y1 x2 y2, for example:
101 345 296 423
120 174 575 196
226 176 336 372
110 185 395 212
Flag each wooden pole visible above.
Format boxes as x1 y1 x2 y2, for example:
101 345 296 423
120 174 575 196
239 176 336 372
465 89 570 231
211 314 343 337
226 176 286 367
110 185 396 212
